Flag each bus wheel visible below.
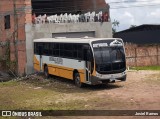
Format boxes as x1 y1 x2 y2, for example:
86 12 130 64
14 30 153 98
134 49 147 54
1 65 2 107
44 65 49 78
74 73 83 88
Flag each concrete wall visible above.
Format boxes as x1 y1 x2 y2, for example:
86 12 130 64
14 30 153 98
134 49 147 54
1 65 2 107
25 22 112 74
33 22 112 38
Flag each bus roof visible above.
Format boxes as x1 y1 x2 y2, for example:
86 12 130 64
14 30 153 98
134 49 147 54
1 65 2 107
33 37 122 44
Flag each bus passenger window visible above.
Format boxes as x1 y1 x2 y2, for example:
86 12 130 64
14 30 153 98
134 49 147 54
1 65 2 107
43 43 49 55
34 43 36 54
77 51 83 60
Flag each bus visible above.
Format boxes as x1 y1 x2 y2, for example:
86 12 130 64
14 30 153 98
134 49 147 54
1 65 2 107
33 37 126 87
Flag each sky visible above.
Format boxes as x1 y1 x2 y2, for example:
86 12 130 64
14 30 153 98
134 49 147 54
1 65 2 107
105 0 160 31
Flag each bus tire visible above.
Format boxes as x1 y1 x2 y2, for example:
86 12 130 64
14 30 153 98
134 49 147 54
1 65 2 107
44 65 49 78
74 73 83 88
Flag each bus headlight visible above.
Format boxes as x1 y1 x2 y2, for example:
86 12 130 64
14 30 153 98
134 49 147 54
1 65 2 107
96 73 102 77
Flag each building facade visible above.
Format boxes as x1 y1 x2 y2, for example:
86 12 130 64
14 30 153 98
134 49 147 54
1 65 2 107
0 0 32 75
0 0 112 75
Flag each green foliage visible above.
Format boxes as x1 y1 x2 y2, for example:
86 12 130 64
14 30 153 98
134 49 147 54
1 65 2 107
129 25 137 29
130 66 160 70
0 40 17 72
112 19 120 34
5 41 10 68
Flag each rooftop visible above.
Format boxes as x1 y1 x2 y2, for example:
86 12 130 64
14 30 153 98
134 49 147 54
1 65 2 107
33 37 121 44
116 24 160 34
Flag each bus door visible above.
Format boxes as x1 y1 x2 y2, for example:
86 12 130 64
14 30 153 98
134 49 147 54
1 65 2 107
83 48 91 82
38 45 43 71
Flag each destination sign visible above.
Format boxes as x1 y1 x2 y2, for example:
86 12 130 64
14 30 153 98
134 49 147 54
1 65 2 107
93 40 123 48
93 43 108 48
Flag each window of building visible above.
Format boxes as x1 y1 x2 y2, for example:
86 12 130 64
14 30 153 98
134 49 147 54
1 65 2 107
4 15 10 29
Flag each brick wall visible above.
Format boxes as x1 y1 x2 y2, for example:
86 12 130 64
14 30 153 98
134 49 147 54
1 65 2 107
0 0 32 75
125 43 160 67
81 0 109 12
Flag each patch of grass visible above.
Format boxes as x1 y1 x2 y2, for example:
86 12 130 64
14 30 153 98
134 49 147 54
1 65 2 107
0 79 90 110
0 80 18 87
130 66 160 70
0 81 59 110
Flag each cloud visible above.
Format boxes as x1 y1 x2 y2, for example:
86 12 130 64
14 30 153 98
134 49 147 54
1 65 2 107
105 0 160 31
149 9 160 18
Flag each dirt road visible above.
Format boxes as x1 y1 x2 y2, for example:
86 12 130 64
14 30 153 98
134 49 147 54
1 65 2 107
0 70 160 118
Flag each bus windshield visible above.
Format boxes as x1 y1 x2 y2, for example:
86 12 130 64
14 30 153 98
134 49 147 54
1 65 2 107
93 46 126 74
94 47 125 63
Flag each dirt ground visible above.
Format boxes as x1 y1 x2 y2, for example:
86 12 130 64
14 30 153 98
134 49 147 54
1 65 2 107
0 70 160 119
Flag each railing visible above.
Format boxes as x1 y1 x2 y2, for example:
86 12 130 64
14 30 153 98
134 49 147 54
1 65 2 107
32 11 110 24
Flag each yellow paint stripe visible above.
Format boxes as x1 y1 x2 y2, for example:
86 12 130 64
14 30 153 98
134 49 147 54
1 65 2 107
47 64 85 74
34 55 40 65
92 59 96 76
34 55 40 71
46 64 85 83
33 55 86 83
34 63 40 71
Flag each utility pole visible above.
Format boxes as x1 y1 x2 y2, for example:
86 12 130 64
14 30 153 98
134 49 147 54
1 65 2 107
13 0 18 74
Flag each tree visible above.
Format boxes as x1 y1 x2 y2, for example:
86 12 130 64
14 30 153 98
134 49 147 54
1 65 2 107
129 25 137 29
112 19 120 34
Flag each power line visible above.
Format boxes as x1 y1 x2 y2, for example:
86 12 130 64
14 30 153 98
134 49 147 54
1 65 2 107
108 0 159 4
0 0 156 5
107 0 160 9
110 3 160 9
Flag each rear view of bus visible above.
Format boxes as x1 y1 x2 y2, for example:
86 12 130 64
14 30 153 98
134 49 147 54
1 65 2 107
90 38 126 85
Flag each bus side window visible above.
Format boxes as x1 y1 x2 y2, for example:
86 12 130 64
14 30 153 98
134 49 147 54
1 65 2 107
35 43 40 54
54 43 59 57
73 44 77 59
83 49 91 61
73 44 77 50
51 43 54 56
77 44 83 60
83 45 91 61
34 43 36 54
60 43 64 57
38 45 43 55
49 43 53 56
52 43 58 56
43 43 48 56
66 44 73 58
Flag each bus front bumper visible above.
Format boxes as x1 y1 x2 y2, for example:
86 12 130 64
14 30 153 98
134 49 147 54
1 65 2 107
90 72 126 85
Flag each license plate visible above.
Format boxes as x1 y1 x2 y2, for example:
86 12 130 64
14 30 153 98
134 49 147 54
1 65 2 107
110 75 116 82
110 78 115 82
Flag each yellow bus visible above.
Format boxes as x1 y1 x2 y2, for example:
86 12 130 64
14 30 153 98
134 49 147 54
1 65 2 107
33 37 126 87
